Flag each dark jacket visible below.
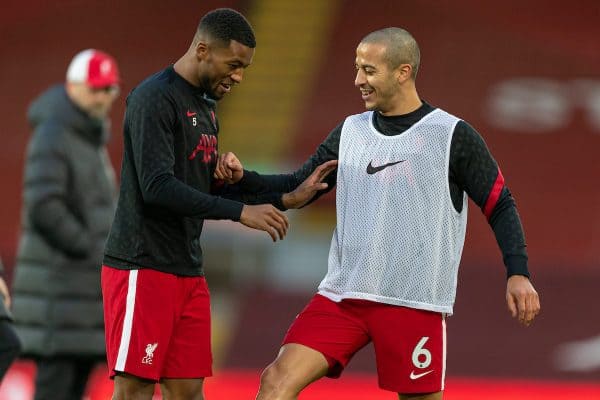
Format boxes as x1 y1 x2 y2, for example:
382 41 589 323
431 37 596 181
12 85 117 357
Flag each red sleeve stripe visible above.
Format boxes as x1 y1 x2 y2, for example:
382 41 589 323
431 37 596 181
483 168 505 220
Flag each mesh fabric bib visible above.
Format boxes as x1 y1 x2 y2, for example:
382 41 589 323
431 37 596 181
318 109 467 315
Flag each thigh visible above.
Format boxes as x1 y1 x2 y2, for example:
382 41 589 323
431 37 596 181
102 266 178 381
368 305 446 394
283 294 370 377
161 276 212 379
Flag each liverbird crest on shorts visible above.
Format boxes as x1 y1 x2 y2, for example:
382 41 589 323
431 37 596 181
142 342 158 365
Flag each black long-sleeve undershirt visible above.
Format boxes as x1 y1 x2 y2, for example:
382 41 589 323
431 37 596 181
239 102 529 278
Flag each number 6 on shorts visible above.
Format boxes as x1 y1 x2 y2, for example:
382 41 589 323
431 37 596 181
412 336 432 369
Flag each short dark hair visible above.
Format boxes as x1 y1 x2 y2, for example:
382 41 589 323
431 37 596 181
361 28 420 79
197 8 256 48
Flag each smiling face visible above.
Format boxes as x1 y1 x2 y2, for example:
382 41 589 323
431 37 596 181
196 39 254 100
354 42 404 115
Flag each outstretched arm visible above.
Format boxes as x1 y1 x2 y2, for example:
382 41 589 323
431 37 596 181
215 152 337 209
214 123 343 208
281 160 338 209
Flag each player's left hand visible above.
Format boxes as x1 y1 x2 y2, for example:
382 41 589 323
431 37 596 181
214 152 243 184
506 275 540 327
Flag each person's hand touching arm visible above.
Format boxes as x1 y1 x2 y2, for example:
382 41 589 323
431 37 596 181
215 151 338 209
281 159 338 209
215 122 342 203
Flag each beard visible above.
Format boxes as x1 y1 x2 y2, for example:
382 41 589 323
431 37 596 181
198 75 221 100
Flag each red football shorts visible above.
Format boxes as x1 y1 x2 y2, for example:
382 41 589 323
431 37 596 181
102 265 212 381
283 294 447 394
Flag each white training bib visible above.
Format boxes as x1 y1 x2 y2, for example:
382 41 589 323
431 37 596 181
318 109 467 314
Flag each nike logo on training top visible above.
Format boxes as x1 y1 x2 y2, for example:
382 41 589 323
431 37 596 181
186 110 197 117
366 160 405 174
410 370 434 380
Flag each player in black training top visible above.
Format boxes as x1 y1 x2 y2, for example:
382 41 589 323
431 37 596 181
101 8 330 400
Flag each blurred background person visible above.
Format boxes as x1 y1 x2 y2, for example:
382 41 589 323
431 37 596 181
10 49 120 400
0 257 20 382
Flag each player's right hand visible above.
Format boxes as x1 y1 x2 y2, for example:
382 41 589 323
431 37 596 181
239 204 289 242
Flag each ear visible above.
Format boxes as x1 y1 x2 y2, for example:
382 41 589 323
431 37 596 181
195 41 209 61
396 64 413 83
64 81 80 99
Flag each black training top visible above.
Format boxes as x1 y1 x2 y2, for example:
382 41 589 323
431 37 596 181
104 66 248 276
241 102 529 278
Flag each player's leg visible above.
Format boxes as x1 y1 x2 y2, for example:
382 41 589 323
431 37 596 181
256 294 370 400
113 373 155 400
368 305 446 399
256 343 329 400
158 276 212 400
102 266 180 399
160 378 204 400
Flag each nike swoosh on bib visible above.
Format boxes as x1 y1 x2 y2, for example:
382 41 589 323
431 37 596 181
409 370 434 380
366 160 405 174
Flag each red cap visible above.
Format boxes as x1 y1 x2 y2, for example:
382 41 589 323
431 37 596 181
66 49 120 88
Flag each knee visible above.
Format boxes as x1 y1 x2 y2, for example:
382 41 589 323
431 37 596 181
160 378 204 400
258 364 279 394
258 361 294 397
161 388 203 400
161 387 204 400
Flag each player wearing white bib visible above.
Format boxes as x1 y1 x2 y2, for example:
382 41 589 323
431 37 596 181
320 108 465 315
215 27 540 400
